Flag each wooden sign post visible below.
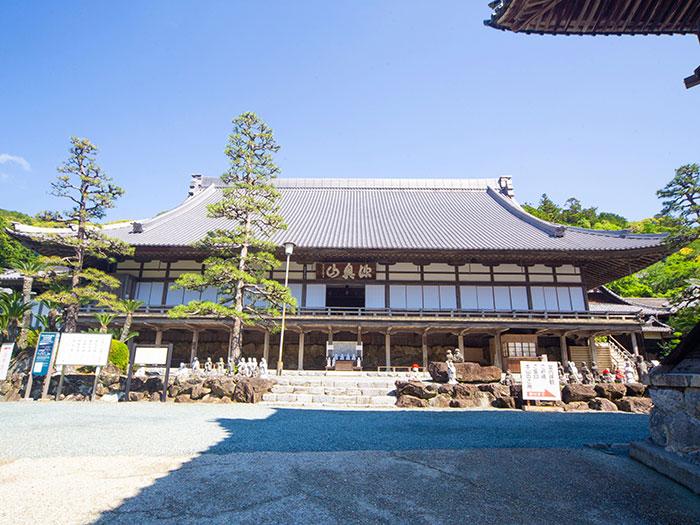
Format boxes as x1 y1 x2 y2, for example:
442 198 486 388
53 333 113 401
125 344 173 402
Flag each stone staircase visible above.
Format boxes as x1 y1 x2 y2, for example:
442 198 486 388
261 371 429 408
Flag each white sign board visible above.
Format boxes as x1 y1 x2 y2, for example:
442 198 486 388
134 346 169 365
0 343 14 381
55 333 112 367
521 361 561 401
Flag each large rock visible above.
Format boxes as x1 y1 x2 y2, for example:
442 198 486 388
98 363 122 387
395 381 438 399
625 383 647 397
478 383 511 398
562 384 597 403
233 378 275 403
594 383 626 401
492 396 516 409
428 361 502 383
207 377 237 398
588 397 618 412
396 395 428 408
174 393 194 403
452 384 494 408
615 396 653 413
563 401 590 411
428 394 452 408
190 385 211 400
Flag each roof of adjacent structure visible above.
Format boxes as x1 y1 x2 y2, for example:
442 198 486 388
485 0 700 35
588 286 673 316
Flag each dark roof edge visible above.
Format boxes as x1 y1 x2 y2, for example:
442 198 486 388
487 186 567 238
597 286 672 313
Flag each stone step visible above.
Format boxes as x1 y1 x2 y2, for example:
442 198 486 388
261 392 397 406
271 385 394 396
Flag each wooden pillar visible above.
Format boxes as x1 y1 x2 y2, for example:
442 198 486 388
493 332 503 370
155 330 163 345
263 331 270 362
357 326 362 344
458 333 464 353
421 331 428 370
588 336 598 365
297 332 305 371
631 332 640 355
328 328 334 344
385 332 391 369
190 329 199 363
559 335 569 366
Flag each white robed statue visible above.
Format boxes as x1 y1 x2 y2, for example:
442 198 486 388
259 358 268 378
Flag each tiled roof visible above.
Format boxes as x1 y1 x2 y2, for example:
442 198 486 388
91 177 665 252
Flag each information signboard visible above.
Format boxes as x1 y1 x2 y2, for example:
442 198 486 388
32 332 59 376
521 361 561 402
134 346 169 366
125 344 173 403
0 343 14 381
55 333 112 367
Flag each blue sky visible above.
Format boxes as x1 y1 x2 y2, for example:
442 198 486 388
0 1 697 222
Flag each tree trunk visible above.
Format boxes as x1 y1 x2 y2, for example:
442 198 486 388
119 313 133 342
17 275 33 349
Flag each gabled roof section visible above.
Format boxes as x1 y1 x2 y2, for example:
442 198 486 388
588 286 673 317
485 0 700 36
82 176 666 254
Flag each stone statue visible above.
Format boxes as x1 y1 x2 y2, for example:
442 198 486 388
332 354 337 367
356 355 361 368
557 363 567 384
247 357 255 377
252 357 259 377
614 368 624 383
259 358 268 378
446 360 458 385
204 357 213 373
445 349 454 362
191 357 200 373
453 348 464 363
580 362 594 385
624 361 636 383
176 362 188 377
635 355 648 379
237 357 246 376
567 362 581 383
216 358 225 375
590 361 600 383
326 355 332 368
602 368 613 383
502 370 514 387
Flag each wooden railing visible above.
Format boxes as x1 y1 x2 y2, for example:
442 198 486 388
79 303 641 322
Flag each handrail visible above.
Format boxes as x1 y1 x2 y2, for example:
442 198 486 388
79 303 641 321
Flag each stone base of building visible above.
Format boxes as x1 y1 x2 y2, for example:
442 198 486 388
630 439 700 496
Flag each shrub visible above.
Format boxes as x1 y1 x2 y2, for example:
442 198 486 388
109 340 129 373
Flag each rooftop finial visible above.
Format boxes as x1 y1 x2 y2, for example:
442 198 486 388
188 174 204 197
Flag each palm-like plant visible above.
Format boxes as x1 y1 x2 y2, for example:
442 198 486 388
117 299 144 342
0 291 34 343
12 259 45 349
92 312 118 333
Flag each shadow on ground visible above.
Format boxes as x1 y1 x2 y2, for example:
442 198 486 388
93 409 700 524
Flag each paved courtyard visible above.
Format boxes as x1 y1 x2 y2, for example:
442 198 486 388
0 403 698 524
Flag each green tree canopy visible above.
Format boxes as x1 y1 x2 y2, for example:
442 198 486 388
34 138 133 332
169 113 295 365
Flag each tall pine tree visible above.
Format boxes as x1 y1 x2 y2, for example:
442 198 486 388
34 138 133 332
169 113 295 365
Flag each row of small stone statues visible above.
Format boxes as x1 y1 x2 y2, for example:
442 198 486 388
183 356 269 378
558 358 645 385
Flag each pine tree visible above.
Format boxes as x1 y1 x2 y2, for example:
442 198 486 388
169 113 295 365
34 138 133 332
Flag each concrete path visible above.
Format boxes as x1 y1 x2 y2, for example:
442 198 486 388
0 403 698 524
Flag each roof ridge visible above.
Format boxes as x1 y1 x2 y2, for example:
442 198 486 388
203 176 512 190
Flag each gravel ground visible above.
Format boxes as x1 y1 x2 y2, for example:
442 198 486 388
1 402 698 524
0 402 652 458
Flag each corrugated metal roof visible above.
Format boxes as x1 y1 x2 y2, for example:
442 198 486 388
98 177 665 252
